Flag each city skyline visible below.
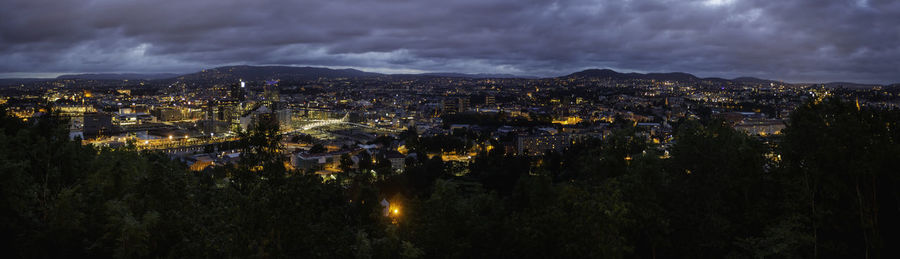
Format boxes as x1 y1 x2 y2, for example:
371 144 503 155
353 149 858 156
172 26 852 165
1 64 897 87
2 0 900 84
3 0 900 257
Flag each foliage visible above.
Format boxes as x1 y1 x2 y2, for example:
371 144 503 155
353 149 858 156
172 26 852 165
2 99 899 258
779 97 900 258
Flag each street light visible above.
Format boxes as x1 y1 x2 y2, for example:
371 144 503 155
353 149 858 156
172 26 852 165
389 205 401 224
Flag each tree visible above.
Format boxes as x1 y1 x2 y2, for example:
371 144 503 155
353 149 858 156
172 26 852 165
340 153 354 172
358 151 374 172
665 119 775 257
780 97 900 258
234 116 286 188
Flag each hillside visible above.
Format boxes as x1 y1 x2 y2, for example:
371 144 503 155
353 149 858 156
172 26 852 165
174 65 383 82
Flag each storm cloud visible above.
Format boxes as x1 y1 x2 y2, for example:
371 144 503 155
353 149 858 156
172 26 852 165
1 0 898 83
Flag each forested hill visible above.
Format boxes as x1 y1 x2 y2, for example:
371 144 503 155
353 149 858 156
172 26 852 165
1 98 899 258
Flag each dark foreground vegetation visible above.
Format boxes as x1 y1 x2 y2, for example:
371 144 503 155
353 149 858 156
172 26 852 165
1 98 899 258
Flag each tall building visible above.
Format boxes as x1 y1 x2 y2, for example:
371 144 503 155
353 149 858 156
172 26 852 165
229 83 245 101
443 97 469 115
239 106 280 131
443 99 458 115
485 95 496 106
209 100 241 123
263 81 280 105
154 108 183 121
276 108 292 130
459 97 470 113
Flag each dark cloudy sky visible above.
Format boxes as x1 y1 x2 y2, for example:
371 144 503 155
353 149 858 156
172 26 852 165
1 0 898 83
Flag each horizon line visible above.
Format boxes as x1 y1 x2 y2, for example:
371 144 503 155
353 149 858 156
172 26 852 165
0 65 894 86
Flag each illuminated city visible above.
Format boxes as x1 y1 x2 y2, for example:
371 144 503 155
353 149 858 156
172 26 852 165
1 0 899 258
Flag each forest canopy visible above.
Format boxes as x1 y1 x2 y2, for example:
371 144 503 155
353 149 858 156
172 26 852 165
1 98 898 258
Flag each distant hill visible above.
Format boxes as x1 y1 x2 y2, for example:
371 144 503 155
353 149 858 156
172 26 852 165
57 73 178 80
9 66 893 87
733 77 782 85
565 69 700 82
417 72 534 79
173 66 540 82
822 82 883 89
565 69 625 79
565 69 802 86
645 72 699 82
175 65 382 82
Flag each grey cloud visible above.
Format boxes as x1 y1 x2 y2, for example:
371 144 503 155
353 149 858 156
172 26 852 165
0 0 898 83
